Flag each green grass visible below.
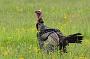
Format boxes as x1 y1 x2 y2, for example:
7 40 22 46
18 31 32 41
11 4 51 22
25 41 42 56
0 0 90 59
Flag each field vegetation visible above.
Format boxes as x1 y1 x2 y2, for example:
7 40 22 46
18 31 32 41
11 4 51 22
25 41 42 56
0 0 90 59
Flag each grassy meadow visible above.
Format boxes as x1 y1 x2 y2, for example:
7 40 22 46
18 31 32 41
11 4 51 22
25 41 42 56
0 0 90 59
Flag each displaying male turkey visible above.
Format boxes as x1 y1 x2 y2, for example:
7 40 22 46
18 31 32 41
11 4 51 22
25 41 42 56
35 10 83 53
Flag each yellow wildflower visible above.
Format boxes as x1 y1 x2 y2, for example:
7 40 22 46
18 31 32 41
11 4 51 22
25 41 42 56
64 15 67 19
79 56 87 59
3 50 9 56
19 55 25 59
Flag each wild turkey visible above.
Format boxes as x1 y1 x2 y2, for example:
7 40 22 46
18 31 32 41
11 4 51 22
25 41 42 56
35 10 83 53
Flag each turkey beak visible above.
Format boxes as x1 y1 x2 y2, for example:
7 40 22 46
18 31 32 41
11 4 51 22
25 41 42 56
35 11 37 13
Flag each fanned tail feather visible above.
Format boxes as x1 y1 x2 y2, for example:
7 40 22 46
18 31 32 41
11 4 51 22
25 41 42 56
65 33 83 43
